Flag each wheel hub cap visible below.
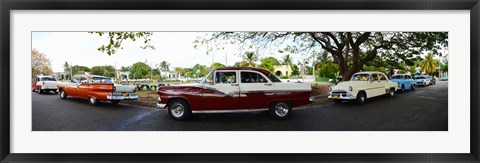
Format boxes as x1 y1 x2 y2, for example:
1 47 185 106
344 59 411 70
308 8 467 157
275 104 288 117
172 105 184 117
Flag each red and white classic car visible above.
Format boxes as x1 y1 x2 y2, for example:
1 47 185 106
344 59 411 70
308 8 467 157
157 67 314 120
32 75 60 94
57 75 138 105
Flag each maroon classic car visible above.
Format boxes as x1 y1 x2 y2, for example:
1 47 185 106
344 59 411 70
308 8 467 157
157 67 314 120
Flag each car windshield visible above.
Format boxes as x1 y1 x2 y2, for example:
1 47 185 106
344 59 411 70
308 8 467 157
391 75 404 79
268 73 282 82
350 74 370 81
415 76 426 79
91 77 114 83
41 77 56 81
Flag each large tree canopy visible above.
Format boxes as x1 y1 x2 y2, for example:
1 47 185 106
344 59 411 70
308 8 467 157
90 32 155 55
195 32 448 80
31 49 53 79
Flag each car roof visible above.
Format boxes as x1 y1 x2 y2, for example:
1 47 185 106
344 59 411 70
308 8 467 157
73 75 108 79
214 67 272 76
354 71 386 75
37 76 55 78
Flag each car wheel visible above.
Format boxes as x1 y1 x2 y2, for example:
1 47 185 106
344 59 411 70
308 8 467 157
32 88 35 92
39 89 43 94
355 92 366 105
401 85 405 92
333 99 342 104
59 89 67 99
387 88 395 97
269 102 292 120
88 97 99 106
111 100 120 105
411 84 415 91
168 99 192 120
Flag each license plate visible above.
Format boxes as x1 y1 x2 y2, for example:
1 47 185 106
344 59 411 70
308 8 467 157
122 93 127 97
333 96 338 99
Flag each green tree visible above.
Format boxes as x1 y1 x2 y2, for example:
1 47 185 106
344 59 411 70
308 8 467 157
192 64 209 78
234 61 249 67
211 62 225 69
259 57 279 72
160 61 170 72
242 51 258 67
71 65 90 75
90 65 115 77
130 62 151 79
291 64 300 76
318 61 339 79
282 54 293 66
441 61 448 72
120 66 131 72
420 52 438 75
196 32 447 81
89 32 155 55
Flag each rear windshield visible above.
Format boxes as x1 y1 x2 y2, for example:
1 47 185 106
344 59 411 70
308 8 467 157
91 77 114 83
41 77 56 81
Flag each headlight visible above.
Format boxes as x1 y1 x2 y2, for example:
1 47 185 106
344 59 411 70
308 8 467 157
328 86 332 91
348 86 353 91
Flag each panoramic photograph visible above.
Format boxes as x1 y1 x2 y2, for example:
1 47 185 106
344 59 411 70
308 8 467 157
31 32 448 131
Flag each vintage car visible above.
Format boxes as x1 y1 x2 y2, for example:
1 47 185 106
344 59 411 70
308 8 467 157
32 75 60 94
390 74 416 92
328 71 398 104
57 75 138 105
414 75 431 86
156 67 314 120
427 76 436 85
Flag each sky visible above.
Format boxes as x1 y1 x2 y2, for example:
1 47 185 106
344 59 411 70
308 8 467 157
32 32 308 72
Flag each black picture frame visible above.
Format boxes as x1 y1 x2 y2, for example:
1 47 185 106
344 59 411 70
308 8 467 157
1 0 479 162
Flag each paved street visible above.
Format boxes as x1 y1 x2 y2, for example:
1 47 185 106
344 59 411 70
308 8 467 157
32 81 448 131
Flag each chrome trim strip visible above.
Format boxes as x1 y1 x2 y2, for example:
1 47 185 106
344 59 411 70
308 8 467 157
192 108 269 113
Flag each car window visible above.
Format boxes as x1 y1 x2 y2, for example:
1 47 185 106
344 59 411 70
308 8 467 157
241 71 268 83
72 77 80 83
406 75 411 79
372 74 379 81
380 74 387 81
268 73 282 82
351 74 370 81
80 77 88 83
41 77 56 81
203 71 214 84
215 71 237 84
91 77 113 83
391 75 403 79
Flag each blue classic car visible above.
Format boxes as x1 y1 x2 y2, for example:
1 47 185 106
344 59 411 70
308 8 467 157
391 74 416 92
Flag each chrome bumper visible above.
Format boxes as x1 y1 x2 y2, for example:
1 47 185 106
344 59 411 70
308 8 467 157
156 96 167 108
309 96 315 102
328 95 356 100
107 93 138 100
157 102 167 108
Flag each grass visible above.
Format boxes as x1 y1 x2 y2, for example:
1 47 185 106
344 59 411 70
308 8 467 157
315 76 330 82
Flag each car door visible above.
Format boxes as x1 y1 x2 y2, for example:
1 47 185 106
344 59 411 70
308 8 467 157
76 76 90 98
238 70 275 109
366 73 382 97
201 70 240 110
378 73 390 95
63 76 80 97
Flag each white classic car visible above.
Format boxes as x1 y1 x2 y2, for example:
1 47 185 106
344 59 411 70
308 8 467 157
32 75 60 94
328 71 398 104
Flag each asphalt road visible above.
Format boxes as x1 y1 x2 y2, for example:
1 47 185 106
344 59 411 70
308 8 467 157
32 81 448 131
